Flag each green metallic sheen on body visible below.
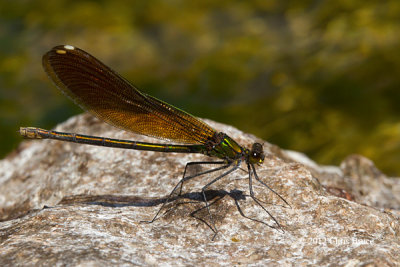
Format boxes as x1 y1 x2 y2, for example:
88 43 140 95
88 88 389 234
208 136 243 160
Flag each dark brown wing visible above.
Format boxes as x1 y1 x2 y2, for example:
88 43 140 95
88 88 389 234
42 45 216 144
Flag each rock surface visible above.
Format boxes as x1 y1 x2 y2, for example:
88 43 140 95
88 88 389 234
0 113 399 266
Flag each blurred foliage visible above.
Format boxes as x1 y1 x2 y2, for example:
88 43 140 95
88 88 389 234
1 0 400 175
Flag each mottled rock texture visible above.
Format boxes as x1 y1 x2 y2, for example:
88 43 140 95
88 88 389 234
1 114 399 266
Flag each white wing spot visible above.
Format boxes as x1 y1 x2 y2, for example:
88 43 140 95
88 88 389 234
64 45 75 50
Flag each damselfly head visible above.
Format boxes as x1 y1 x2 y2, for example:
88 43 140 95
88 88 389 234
249 143 265 165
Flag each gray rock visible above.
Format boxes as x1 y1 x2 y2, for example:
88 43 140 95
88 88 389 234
0 113 399 266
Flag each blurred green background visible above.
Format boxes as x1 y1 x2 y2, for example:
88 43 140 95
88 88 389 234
1 0 400 175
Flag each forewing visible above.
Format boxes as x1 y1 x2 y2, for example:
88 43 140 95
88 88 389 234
42 45 215 144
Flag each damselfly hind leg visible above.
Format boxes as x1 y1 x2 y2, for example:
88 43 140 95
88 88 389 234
141 161 229 225
178 161 227 196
